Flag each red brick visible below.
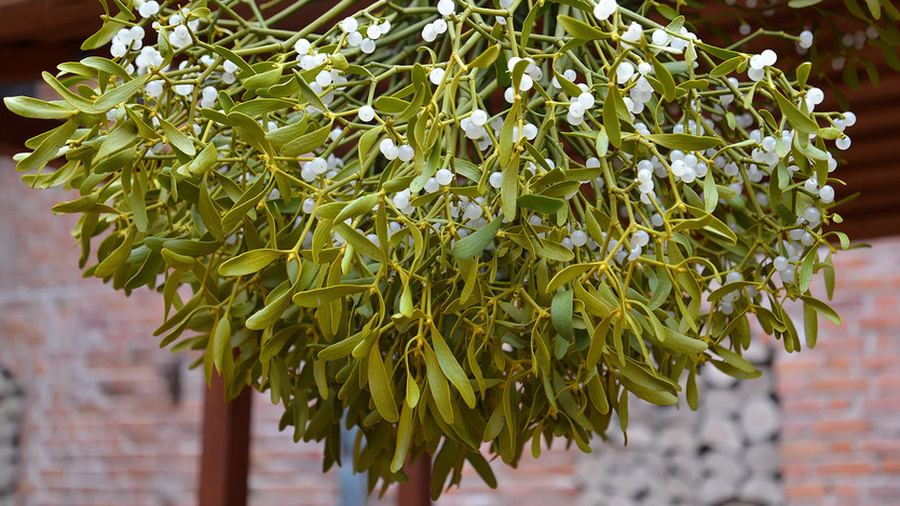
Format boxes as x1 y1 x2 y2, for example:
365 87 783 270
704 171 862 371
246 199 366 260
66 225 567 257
819 461 876 475
781 399 823 414
814 419 871 435
830 440 855 453
786 484 826 499
862 439 900 457
783 441 826 456
863 397 900 412
833 484 859 497
781 462 809 478
877 376 900 390
809 377 869 392
883 461 900 474
869 485 900 498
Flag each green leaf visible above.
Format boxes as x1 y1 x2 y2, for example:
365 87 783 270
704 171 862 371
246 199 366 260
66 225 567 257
517 194 564 214
334 222 384 262
452 217 503 259
81 12 129 50
469 44 501 68
213 315 232 373
551 290 574 342
368 344 399 423
160 249 196 270
227 111 273 157
773 89 819 134
230 98 294 116
95 230 133 278
424 343 454 424
603 87 621 148
710 56 744 78
292 284 370 307
247 283 295 330
242 66 282 91
803 300 819 348
651 58 676 102
646 134 723 151
499 101 519 165
335 194 379 223
214 46 254 76
547 263 593 293
94 74 151 110
686 370 698 410
218 249 283 277
16 119 77 173
796 62 812 88
41 72 102 114
3 96 74 120
189 142 219 174
712 344 756 374
799 295 842 326
374 96 409 113
431 326 476 408
222 174 268 231
96 119 138 160
390 401 414 473
358 126 383 171
281 122 332 157
558 15 607 40
159 118 196 156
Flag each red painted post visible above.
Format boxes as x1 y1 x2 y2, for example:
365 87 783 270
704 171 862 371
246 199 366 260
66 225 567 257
198 371 252 506
398 454 432 506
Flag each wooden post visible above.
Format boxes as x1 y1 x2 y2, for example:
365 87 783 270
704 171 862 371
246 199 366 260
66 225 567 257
397 454 431 506
198 372 252 506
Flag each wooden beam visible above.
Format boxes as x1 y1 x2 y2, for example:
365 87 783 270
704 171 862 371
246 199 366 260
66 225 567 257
199 372 252 506
0 0 102 45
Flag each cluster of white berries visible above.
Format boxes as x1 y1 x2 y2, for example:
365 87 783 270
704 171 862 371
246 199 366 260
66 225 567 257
749 128 792 168
772 250 797 285
379 138 415 162
650 26 696 53
561 63 654 127
448 197 487 235
294 39 328 69
593 0 618 21
625 229 650 261
460 108 489 139
110 26 146 58
422 0 453 41
747 49 778 82
621 22 643 43
338 16 391 54
422 18 449 42
392 189 417 215
136 0 160 18
300 155 343 182
503 57 541 103
717 271 751 315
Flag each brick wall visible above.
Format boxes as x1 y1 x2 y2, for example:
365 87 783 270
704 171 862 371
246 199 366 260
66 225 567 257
2 153 899 505
776 239 900 505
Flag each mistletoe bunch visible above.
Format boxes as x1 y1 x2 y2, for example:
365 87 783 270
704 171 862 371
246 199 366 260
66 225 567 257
5 0 883 497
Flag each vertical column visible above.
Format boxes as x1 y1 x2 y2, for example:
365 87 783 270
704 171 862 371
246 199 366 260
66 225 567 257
198 372 252 506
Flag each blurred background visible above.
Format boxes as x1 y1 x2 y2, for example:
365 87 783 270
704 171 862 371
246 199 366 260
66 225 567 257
1 1 899 505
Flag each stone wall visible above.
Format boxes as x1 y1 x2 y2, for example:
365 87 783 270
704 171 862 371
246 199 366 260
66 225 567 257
0 368 23 506
577 340 781 506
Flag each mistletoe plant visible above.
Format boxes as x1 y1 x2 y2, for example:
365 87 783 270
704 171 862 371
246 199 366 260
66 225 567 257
4 0 891 497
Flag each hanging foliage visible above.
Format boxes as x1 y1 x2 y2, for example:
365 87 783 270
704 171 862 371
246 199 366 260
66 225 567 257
5 0 895 498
